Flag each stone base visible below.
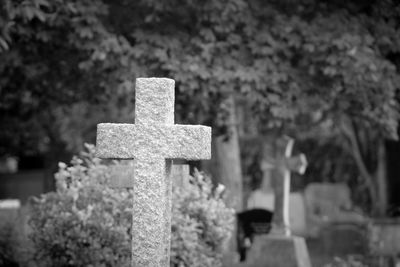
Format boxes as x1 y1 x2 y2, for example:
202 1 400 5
242 235 312 267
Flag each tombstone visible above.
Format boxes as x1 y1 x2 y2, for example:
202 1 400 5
236 209 273 261
0 199 20 227
247 190 307 237
110 161 190 189
304 183 367 238
247 189 275 211
247 165 275 211
321 223 368 256
370 219 400 266
170 162 190 189
237 136 311 267
96 78 211 267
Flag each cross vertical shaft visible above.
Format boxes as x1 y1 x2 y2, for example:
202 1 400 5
131 78 175 266
262 136 307 236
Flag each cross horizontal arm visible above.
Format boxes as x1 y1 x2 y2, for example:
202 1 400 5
96 123 138 159
96 123 212 160
285 153 307 174
163 125 211 160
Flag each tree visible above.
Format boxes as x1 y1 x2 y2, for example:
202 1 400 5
1 0 400 215
0 0 137 189
115 0 400 215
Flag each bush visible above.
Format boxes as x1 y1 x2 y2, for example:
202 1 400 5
171 169 233 267
27 144 234 267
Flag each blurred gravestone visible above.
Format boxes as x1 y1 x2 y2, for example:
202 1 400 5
96 78 211 267
170 163 190 188
0 199 20 227
110 162 190 189
237 136 311 267
246 192 307 237
236 209 273 261
370 219 400 266
304 183 367 238
321 223 368 256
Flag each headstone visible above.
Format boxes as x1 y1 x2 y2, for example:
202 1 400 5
0 156 18 173
262 136 307 235
0 199 20 209
96 78 211 267
369 219 400 257
110 162 190 189
246 191 307 237
247 189 275 211
238 136 311 267
170 163 190 189
110 161 135 188
0 199 20 228
321 223 368 256
304 183 366 237
237 209 273 261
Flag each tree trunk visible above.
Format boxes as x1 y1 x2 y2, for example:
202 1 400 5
213 96 243 211
375 138 388 217
340 116 378 214
202 95 243 266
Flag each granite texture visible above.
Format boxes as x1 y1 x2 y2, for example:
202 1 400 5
95 78 211 267
96 124 211 160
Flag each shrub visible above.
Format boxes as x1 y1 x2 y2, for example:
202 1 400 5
171 169 233 267
28 144 234 267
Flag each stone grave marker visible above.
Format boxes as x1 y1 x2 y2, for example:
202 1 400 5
96 78 211 267
262 136 307 236
170 162 190 188
0 199 20 227
235 136 311 267
109 161 190 189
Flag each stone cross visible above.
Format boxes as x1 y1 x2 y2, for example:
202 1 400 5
96 78 211 267
261 136 307 236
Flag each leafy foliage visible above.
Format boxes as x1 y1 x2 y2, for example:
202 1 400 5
1 0 400 213
121 0 400 138
171 171 233 267
2 0 399 155
0 0 136 155
27 144 234 267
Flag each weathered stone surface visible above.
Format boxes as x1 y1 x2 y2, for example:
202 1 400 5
95 77 211 267
135 78 175 125
96 124 211 160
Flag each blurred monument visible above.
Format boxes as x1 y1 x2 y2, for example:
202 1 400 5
237 136 311 267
